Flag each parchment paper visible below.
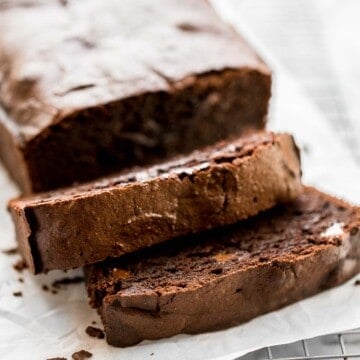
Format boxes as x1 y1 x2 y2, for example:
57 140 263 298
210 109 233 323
0 6 360 360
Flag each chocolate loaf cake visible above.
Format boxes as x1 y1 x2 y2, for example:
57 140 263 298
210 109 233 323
9 132 301 274
0 0 271 193
85 187 360 347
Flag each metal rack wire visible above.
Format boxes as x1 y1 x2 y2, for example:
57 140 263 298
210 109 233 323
237 329 360 360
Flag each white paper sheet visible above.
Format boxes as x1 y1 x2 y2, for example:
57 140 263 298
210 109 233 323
1 5 360 360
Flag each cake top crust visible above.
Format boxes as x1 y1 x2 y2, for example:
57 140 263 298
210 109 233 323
0 0 269 142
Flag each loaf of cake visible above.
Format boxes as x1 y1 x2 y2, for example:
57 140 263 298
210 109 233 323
9 132 301 273
0 0 271 193
85 187 360 347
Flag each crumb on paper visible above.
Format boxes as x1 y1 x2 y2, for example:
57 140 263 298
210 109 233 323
2 247 18 255
52 276 84 289
13 259 27 272
85 325 105 339
72 350 92 360
13 291 22 297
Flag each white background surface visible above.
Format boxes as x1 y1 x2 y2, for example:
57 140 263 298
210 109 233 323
0 1 360 359
218 0 360 165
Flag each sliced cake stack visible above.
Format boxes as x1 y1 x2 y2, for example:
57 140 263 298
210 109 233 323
1 0 359 349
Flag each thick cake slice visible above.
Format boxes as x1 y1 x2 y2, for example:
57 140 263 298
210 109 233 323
9 132 301 273
85 187 360 347
0 0 271 193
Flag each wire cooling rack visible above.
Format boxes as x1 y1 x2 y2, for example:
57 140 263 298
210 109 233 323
223 1 360 359
237 330 360 360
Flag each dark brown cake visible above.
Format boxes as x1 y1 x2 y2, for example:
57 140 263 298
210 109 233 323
85 187 360 347
9 132 301 273
0 0 271 193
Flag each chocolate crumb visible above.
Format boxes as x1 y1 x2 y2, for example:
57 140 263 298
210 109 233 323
72 350 92 360
91 321 96 325
177 22 200 32
18 277 24 283
42 285 49 291
52 290 58 294
47 357 67 360
52 276 84 288
2 247 18 255
151 353 154 356
86 325 105 339
13 291 22 297
13 259 27 272
355 280 360 286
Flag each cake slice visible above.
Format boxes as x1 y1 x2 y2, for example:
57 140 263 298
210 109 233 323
9 132 301 273
0 0 271 193
85 187 360 347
